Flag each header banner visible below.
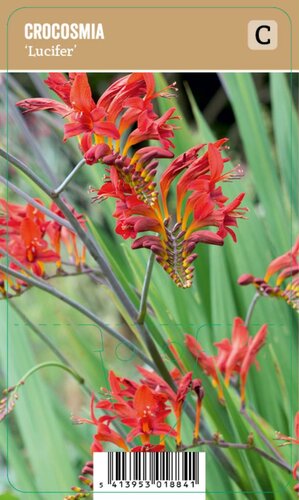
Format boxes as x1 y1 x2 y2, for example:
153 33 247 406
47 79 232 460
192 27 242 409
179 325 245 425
2 3 296 71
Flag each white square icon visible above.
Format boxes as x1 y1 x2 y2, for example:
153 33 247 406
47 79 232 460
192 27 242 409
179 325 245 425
248 20 278 50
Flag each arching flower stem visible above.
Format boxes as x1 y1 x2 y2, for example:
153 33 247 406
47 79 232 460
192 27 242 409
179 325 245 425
244 292 261 327
52 158 86 197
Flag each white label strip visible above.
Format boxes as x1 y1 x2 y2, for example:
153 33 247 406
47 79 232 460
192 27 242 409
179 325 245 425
93 451 206 498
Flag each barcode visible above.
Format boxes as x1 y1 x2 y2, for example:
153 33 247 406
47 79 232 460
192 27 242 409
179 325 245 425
107 452 200 484
93 451 206 495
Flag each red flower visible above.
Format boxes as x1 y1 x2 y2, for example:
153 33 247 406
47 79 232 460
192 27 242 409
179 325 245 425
238 236 299 311
76 368 204 452
2 213 58 277
124 385 176 444
185 318 267 407
0 199 86 287
16 73 119 144
96 371 175 447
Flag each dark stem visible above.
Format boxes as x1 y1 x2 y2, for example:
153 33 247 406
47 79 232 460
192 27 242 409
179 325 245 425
181 438 292 474
0 264 154 370
240 407 289 467
52 159 86 197
136 252 155 325
1 265 104 300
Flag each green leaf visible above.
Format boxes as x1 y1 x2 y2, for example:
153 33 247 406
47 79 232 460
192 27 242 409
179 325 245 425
220 73 289 252
3 305 77 495
270 73 299 217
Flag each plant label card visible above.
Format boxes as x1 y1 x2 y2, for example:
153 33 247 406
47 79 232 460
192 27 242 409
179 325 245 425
0 1 298 500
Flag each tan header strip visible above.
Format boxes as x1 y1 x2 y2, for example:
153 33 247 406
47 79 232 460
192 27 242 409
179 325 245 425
3 4 295 70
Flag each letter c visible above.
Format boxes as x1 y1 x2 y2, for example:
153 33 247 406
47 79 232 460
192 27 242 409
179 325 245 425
24 23 33 39
255 25 271 45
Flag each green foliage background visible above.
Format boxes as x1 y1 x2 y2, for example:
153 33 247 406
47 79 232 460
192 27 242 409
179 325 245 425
0 72 298 499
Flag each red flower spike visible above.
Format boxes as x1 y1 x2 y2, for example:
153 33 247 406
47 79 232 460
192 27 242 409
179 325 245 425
70 366 205 496
107 139 246 288
18 72 179 207
238 236 299 311
185 320 267 406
